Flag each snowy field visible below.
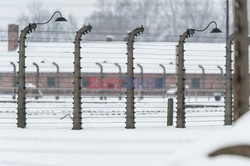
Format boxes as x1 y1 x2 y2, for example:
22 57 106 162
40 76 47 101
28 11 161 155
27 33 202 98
0 94 225 129
0 115 250 166
1 94 250 166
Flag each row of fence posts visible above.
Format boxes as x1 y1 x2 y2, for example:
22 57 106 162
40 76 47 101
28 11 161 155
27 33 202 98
175 28 240 128
16 23 236 129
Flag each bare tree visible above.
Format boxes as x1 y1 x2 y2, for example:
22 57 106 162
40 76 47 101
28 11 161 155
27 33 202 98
86 0 223 42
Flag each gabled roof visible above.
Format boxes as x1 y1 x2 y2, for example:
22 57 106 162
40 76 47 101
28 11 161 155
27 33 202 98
0 41 231 74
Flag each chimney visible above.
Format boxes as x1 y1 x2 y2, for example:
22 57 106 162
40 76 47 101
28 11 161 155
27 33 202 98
8 24 19 51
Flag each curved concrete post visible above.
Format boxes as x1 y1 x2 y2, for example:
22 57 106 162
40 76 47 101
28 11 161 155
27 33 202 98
137 63 144 99
159 64 166 97
198 65 206 96
10 62 17 99
176 29 195 128
217 65 224 94
234 0 249 121
32 62 39 88
198 65 205 88
95 62 105 100
95 63 103 74
126 26 144 129
52 62 60 100
72 24 92 130
17 23 37 128
114 63 122 100
225 33 234 125
32 62 40 99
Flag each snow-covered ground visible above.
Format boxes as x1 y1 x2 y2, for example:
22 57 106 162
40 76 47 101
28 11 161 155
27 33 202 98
0 112 250 166
1 94 245 166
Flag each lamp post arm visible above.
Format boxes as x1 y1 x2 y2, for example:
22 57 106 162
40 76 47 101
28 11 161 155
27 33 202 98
114 63 121 74
10 62 16 74
36 11 62 25
198 65 205 74
193 21 218 32
52 62 59 73
10 61 17 86
217 65 223 75
159 64 166 74
159 64 166 97
137 64 143 74
96 63 103 74
137 63 144 85
32 62 40 88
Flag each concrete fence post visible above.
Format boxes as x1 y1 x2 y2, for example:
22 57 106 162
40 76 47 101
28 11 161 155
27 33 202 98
208 0 249 158
176 29 195 128
225 33 234 125
52 62 60 100
234 0 249 121
72 24 92 130
32 62 40 99
10 62 17 100
96 62 105 100
125 26 144 129
137 63 144 99
159 64 166 98
114 63 122 100
17 23 37 128
198 65 205 96
217 65 224 93
167 98 174 126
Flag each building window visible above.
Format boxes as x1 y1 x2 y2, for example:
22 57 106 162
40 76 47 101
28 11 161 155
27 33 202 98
47 77 55 87
155 78 163 89
82 77 88 88
191 78 200 89
121 78 126 88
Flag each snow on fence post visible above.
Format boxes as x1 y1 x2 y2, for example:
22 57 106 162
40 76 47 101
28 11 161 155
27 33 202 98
17 23 37 128
224 33 234 125
125 26 144 129
72 24 92 130
176 29 195 128
167 98 174 126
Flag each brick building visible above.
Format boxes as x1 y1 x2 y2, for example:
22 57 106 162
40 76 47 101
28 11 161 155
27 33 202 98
0 40 234 97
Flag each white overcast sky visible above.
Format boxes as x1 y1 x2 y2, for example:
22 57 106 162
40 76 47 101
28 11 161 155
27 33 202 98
0 0 98 30
0 0 237 31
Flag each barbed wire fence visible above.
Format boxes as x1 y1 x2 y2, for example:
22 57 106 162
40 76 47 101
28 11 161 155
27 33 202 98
0 27 235 129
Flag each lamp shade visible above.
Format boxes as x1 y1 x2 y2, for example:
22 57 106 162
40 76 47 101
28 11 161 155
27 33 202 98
210 28 222 33
55 17 68 22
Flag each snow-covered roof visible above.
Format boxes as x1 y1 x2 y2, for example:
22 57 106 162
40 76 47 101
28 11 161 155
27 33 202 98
0 41 236 74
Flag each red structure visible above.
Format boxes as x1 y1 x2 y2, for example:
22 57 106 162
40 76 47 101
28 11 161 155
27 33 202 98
8 24 19 51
